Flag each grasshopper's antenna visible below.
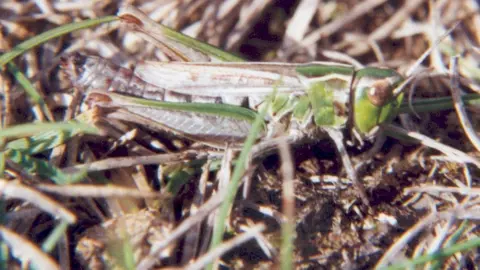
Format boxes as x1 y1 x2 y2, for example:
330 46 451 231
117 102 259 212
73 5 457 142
405 21 460 78
392 21 460 98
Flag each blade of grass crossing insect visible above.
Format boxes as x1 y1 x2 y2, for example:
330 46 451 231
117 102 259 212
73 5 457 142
41 221 69 253
207 86 276 270
104 92 259 123
5 124 93 155
5 149 87 184
0 16 118 67
0 122 99 141
398 93 480 114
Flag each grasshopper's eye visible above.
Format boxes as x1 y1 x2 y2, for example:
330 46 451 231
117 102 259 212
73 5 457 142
367 79 394 107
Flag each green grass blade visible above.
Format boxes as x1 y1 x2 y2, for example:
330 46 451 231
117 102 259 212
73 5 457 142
165 168 195 196
2 122 98 183
6 62 44 105
5 123 93 155
207 88 274 270
0 122 99 141
399 93 480 114
5 149 87 184
159 23 244 62
382 236 480 270
6 62 55 121
41 221 69 253
430 220 469 270
0 241 8 270
0 16 118 67
108 92 259 123
0 152 5 176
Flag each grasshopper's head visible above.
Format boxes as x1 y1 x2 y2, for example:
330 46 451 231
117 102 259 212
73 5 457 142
60 53 91 83
60 53 108 91
351 67 404 137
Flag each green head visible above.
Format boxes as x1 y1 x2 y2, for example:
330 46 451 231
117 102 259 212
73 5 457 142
351 67 404 137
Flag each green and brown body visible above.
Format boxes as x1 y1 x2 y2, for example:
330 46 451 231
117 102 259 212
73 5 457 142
63 54 404 147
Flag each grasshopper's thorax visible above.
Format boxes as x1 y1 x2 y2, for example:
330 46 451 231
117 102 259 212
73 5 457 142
261 63 355 136
262 64 404 140
62 53 112 90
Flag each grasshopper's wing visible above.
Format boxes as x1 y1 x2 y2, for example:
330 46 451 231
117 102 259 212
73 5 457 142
66 54 310 108
85 91 262 148
134 61 308 101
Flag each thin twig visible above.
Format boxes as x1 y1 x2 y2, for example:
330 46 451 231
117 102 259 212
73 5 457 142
185 224 266 270
385 125 480 168
0 226 60 270
301 0 388 47
35 184 166 199
137 194 224 270
66 151 206 172
449 56 480 152
0 179 77 224
325 128 370 206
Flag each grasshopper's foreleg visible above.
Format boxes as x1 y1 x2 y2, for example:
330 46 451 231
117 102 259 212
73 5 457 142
324 128 370 206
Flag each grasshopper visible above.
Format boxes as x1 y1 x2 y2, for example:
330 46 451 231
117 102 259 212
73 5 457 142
62 5 405 151
59 5 417 207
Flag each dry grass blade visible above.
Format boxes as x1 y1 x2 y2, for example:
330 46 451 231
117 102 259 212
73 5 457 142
67 151 204 172
405 185 480 196
0 179 76 224
369 0 426 41
376 204 479 268
35 183 166 199
185 224 266 270
137 195 224 269
449 56 480 151
180 161 211 264
404 21 460 78
225 0 274 51
301 0 388 47
0 226 59 270
385 124 480 167
278 0 318 59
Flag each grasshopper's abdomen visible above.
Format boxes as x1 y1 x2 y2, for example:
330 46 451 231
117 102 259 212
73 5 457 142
62 53 212 104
